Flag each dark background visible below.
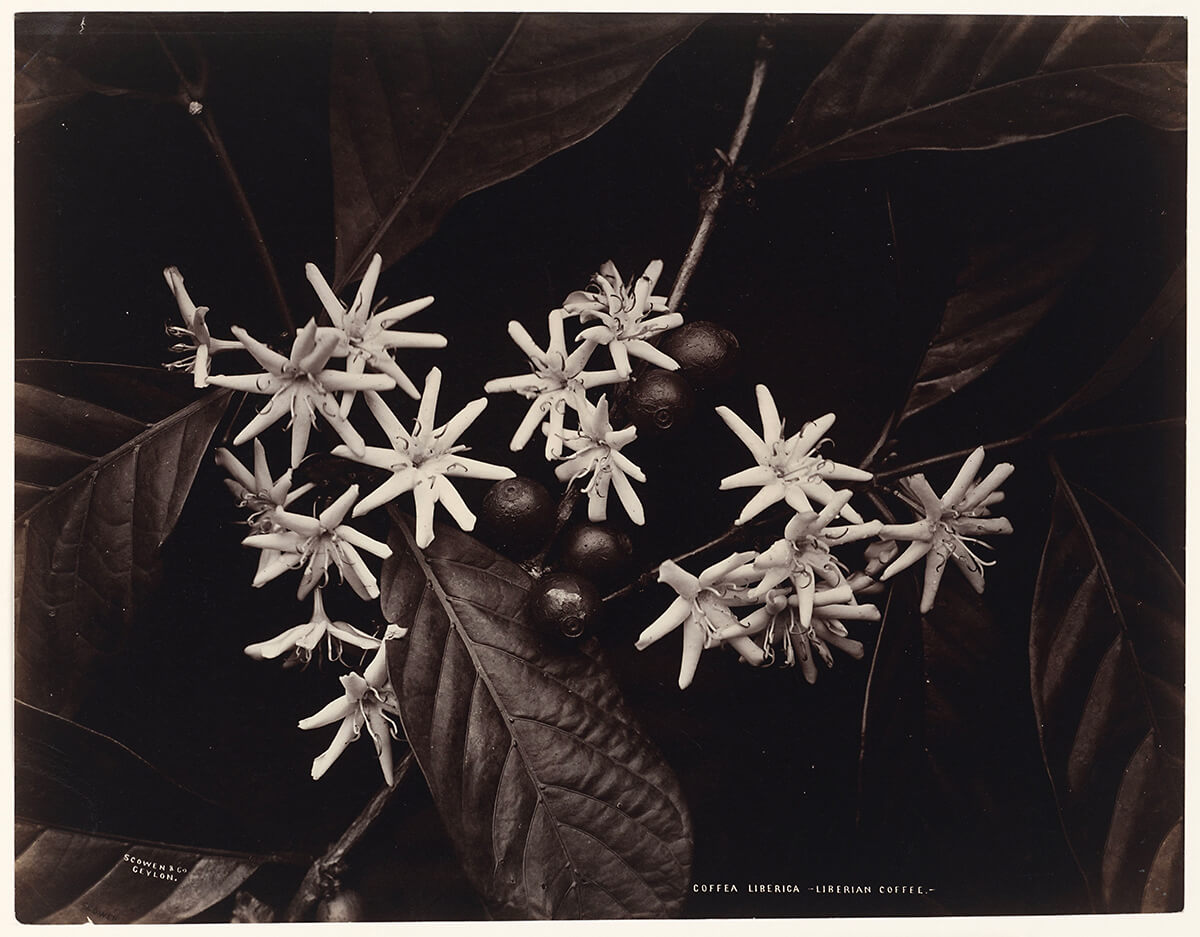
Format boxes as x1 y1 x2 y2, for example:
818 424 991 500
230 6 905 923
15 12 1185 920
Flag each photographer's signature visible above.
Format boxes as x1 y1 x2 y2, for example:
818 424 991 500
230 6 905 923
122 853 189 883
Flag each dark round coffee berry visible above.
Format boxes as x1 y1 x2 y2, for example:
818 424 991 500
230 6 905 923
478 477 555 555
528 571 602 642
624 368 694 435
559 523 633 587
658 320 740 389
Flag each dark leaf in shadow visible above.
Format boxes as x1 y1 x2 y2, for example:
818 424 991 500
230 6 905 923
329 12 705 288
899 222 1096 423
1036 262 1184 428
767 15 1185 175
14 360 230 718
15 44 131 132
15 13 197 131
14 700 267 854
1031 477 1183 911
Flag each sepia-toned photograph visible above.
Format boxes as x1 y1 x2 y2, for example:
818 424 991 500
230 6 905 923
12 10 1186 923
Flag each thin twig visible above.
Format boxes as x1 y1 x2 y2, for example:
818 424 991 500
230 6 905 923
667 33 772 313
590 32 776 594
602 509 784 604
855 582 898 831
874 417 1184 481
859 410 899 473
603 525 738 603
152 25 294 332
874 434 1026 482
194 110 296 333
284 751 416 922
1051 417 1184 442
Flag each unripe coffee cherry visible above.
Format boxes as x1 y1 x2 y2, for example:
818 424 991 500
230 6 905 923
559 523 633 587
478 477 554 555
528 571 602 642
658 320 740 389
625 369 694 434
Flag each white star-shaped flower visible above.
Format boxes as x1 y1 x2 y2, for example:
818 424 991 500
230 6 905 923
552 395 646 526
634 551 763 689
730 491 881 627
215 437 314 521
243 586 380 663
563 259 684 378
307 253 446 406
878 447 1014 613
716 385 873 525
299 634 402 785
333 367 515 548
208 319 395 467
162 266 242 387
215 439 315 584
718 585 878 683
484 309 624 459
242 484 393 601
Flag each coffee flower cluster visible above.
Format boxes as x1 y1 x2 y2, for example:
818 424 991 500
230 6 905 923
635 384 1014 688
485 260 681 526
164 255 515 784
167 255 1015 747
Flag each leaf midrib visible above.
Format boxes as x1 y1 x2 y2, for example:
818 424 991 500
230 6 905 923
445 593 684 831
395 517 584 917
335 14 528 291
14 389 231 528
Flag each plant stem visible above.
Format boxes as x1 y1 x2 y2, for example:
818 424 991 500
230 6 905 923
560 33 775 577
152 26 295 333
602 511 780 604
859 410 898 473
667 33 772 313
875 417 1183 481
284 751 416 922
875 434 1026 482
194 109 296 333
1051 417 1184 442
603 525 735 603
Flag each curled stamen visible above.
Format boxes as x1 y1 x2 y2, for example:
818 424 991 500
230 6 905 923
952 533 998 569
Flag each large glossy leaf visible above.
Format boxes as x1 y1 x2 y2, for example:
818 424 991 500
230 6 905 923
898 223 1095 423
767 15 1185 175
1030 480 1183 912
14 361 231 717
1036 262 1185 427
329 12 705 288
14 819 272 924
380 514 692 919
